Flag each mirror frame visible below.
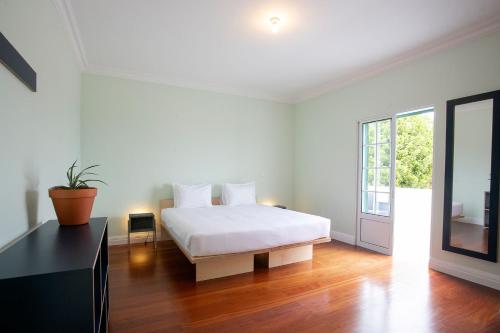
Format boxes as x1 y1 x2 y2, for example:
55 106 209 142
443 90 500 262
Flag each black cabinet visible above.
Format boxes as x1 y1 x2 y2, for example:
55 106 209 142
0 217 109 333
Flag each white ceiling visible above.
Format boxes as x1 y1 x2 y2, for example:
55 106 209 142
60 0 500 103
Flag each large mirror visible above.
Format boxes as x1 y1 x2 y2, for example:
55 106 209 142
443 90 499 262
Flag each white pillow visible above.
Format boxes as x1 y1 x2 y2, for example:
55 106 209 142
173 184 212 208
221 182 256 206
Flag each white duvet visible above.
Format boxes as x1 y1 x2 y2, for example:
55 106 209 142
161 205 331 256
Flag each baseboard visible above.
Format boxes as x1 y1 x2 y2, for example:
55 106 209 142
108 232 156 246
429 257 500 291
331 231 356 245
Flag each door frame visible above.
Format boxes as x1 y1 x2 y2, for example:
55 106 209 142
356 115 397 255
355 106 435 255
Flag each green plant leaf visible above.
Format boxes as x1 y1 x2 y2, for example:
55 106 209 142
73 164 100 185
63 160 106 189
76 180 89 188
67 160 78 188
81 179 108 186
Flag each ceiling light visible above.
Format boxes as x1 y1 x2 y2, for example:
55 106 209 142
269 16 281 33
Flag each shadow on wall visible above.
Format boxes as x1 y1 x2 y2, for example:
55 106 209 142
25 190 39 229
24 165 39 230
153 183 173 201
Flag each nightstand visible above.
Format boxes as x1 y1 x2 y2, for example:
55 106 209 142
128 213 157 248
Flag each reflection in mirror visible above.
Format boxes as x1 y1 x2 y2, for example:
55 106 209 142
450 99 493 254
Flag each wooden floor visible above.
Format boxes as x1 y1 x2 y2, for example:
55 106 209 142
109 241 500 333
450 220 489 253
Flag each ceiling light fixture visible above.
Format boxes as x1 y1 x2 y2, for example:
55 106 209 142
269 16 281 33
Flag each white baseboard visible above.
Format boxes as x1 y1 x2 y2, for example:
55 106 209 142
108 229 169 246
429 257 500 291
109 232 156 246
331 231 356 245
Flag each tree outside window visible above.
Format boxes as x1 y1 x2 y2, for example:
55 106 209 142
396 113 433 189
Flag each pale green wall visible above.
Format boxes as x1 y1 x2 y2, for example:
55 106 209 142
2 0 499 281
81 74 294 238
294 31 500 275
0 0 81 248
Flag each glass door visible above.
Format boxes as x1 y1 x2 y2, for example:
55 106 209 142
357 118 395 255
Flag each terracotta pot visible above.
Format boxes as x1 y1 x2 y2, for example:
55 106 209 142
49 187 97 226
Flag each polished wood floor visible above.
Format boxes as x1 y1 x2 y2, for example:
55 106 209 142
450 220 489 253
109 241 500 333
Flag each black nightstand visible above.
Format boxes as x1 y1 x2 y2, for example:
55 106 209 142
128 213 157 248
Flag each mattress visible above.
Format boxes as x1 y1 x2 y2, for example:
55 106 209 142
161 205 331 257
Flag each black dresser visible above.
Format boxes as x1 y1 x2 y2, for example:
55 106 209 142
0 217 109 333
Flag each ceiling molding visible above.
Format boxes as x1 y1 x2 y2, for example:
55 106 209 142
53 1 500 105
292 14 500 104
52 0 88 69
84 65 292 104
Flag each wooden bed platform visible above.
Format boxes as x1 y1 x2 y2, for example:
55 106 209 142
159 198 331 282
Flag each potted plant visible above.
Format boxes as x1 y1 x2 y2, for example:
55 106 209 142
49 161 106 226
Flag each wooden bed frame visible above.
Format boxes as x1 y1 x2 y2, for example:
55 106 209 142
159 198 331 282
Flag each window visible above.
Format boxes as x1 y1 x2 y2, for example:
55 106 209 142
361 119 391 216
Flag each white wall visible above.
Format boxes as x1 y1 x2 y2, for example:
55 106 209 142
0 0 81 248
453 100 492 219
294 31 500 279
81 74 294 238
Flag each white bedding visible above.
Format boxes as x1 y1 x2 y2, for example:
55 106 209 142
161 205 331 256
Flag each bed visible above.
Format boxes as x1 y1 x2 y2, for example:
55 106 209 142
160 198 331 281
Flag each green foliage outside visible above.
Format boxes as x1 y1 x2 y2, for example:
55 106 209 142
396 113 433 189
362 120 391 191
361 115 432 191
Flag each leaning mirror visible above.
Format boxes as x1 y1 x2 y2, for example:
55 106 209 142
443 90 499 262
